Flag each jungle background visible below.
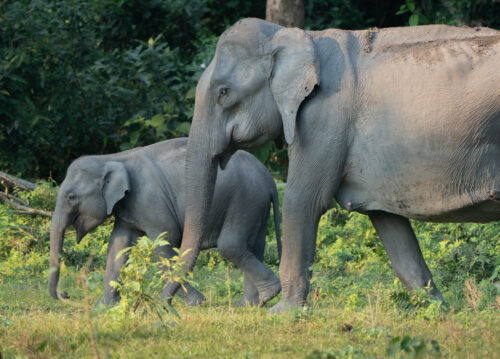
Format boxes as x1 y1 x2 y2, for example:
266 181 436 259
1 0 499 358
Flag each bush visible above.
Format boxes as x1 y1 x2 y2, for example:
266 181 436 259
108 234 191 325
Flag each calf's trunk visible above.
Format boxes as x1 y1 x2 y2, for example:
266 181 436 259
48 210 68 299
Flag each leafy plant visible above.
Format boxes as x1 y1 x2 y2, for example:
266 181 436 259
387 335 440 358
108 234 193 326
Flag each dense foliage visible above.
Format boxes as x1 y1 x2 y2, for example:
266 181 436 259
1 0 499 181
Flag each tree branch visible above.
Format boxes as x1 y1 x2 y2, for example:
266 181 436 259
0 192 52 217
1 192 29 206
0 171 36 191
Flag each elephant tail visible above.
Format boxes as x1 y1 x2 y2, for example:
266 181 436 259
271 182 282 261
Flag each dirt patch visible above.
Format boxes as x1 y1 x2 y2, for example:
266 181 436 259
473 35 500 54
377 35 500 63
363 27 379 54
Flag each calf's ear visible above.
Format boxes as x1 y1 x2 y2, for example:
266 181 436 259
101 161 130 215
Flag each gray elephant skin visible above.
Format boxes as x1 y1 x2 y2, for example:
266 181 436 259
48 138 281 306
163 18 500 312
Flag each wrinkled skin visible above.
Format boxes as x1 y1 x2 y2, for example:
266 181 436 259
171 18 500 312
48 138 281 307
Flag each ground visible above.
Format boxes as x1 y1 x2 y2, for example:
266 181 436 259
1 262 499 358
0 184 499 358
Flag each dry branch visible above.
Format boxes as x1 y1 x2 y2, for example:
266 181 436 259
1 192 29 206
0 192 52 217
0 171 36 191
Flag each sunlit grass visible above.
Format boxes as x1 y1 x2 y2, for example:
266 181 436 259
1 269 499 359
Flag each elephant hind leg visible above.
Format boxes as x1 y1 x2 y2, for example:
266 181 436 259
236 275 260 306
217 223 281 306
176 283 206 306
236 221 268 307
368 211 443 300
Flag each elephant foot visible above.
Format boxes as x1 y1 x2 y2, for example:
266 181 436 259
267 299 305 314
258 279 282 306
430 288 444 302
267 300 289 314
184 292 206 307
97 293 120 307
236 295 260 307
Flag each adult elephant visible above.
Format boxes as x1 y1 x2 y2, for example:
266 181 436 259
164 18 500 312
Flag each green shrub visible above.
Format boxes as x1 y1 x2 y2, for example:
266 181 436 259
108 234 192 325
387 335 440 358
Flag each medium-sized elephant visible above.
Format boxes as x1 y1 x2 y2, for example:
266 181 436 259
48 138 282 306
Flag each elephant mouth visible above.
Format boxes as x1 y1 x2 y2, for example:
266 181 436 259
72 214 87 244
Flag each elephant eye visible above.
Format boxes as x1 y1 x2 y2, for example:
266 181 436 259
217 88 229 104
67 193 76 201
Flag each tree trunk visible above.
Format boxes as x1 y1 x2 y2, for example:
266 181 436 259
266 0 305 29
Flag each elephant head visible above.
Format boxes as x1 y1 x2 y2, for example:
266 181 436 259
164 18 319 297
48 158 130 299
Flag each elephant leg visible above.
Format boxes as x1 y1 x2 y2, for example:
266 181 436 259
236 222 267 307
270 142 343 313
236 274 260 306
102 220 138 306
154 235 205 306
368 211 443 300
175 282 206 307
271 190 321 311
217 226 280 306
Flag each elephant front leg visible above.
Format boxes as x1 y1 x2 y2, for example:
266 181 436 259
270 191 323 312
102 220 137 306
368 211 443 300
270 144 343 313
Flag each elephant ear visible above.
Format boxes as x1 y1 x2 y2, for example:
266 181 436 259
101 161 130 215
267 27 319 145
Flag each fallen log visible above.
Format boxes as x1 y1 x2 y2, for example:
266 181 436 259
0 173 53 217
0 171 37 192
0 192 52 217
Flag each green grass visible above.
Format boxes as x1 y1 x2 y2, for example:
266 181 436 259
0 263 499 359
1 183 499 358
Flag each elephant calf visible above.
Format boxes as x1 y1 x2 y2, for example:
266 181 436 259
48 138 281 306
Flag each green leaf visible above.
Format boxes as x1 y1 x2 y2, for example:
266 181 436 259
116 247 132 261
185 86 196 100
130 131 140 146
396 5 408 15
130 281 141 292
406 0 416 12
177 122 191 135
409 13 419 26
123 117 145 127
149 114 165 128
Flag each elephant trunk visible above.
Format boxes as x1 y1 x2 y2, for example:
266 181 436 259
48 208 68 299
163 117 226 299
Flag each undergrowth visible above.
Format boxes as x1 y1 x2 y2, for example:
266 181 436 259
0 181 499 358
